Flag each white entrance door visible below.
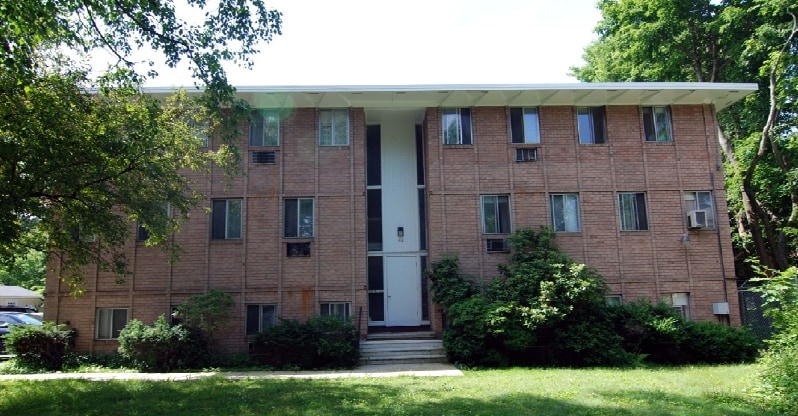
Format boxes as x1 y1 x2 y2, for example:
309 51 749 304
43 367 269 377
385 256 420 326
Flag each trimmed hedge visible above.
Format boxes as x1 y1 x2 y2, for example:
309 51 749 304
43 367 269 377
250 316 359 369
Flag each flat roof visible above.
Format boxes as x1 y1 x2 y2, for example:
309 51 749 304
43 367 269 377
144 82 757 111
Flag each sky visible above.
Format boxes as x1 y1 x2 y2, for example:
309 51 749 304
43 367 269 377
146 0 602 87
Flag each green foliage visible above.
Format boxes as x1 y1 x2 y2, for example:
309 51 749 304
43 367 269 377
3 322 74 370
751 265 798 413
173 289 234 351
0 0 283 292
117 315 209 372
250 317 359 370
425 254 479 311
572 0 798 273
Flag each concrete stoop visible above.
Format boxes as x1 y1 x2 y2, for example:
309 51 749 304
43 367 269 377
359 335 448 366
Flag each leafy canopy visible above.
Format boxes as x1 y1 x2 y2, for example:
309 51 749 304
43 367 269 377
0 0 282 291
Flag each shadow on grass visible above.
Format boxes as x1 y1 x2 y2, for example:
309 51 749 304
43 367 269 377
0 377 776 416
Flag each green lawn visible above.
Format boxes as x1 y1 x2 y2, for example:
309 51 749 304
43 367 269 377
0 365 775 415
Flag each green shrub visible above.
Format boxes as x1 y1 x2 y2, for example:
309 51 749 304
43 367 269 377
426 254 479 311
750 265 798 414
251 317 359 370
117 315 209 372
3 322 74 370
172 289 234 352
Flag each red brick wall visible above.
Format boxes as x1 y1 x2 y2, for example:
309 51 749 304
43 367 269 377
44 103 739 355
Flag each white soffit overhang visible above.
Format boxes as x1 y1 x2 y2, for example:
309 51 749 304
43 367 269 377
144 82 757 111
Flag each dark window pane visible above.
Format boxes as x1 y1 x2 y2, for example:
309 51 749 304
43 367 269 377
366 125 381 186
211 200 226 239
367 189 382 251
421 257 429 321
112 309 127 339
577 107 593 144
510 107 524 144
418 188 427 250
415 125 425 186
246 305 260 335
250 110 264 146
137 224 149 241
592 107 606 144
460 108 472 144
642 107 656 142
368 256 384 290
284 199 298 237
636 193 649 230
368 293 384 321
498 196 511 233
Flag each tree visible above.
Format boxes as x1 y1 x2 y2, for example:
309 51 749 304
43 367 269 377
572 0 798 275
0 1 283 291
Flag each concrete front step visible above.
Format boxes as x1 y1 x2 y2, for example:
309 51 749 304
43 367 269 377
365 331 436 340
359 339 448 366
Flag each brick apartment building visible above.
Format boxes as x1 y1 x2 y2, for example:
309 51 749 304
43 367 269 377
44 83 757 354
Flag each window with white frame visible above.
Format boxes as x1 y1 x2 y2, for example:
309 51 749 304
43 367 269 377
618 192 649 231
643 106 672 142
320 302 350 320
211 199 242 239
284 198 314 238
481 195 511 234
442 108 473 145
96 308 128 339
550 193 581 232
510 107 540 144
671 292 690 319
577 106 606 144
319 109 349 146
605 295 623 306
684 191 715 229
246 304 277 335
250 109 280 146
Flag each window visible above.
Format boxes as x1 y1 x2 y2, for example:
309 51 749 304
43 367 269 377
550 194 581 232
515 148 538 162
211 199 242 239
96 308 127 339
246 304 276 335
137 203 171 242
319 109 349 146
284 198 314 238
71 226 96 243
643 106 672 142
671 292 690 319
618 192 649 231
481 195 511 234
605 295 623 306
442 108 472 145
684 191 715 229
189 119 209 147
510 107 540 144
320 302 350 320
577 106 606 144
250 109 280 146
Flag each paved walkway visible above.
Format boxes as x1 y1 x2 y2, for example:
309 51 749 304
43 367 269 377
0 363 463 381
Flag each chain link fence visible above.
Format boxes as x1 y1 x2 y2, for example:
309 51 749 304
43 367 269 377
738 289 774 342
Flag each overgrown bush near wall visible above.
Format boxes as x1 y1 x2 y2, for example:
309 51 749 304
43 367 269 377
3 322 74 370
751 265 798 414
117 315 209 372
250 317 359 370
429 226 759 368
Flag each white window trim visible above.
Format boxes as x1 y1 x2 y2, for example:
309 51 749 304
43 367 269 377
319 109 350 146
96 308 128 340
481 195 511 234
320 302 351 320
250 109 280 147
442 108 473 145
550 193 581 232
284 198 315 238
683 191 715 230
643 106 673 142
510 107 541 144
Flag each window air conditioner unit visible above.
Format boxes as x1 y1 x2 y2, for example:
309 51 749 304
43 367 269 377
687 209 707 229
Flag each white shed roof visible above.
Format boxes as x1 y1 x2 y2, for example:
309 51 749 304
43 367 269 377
145 82 757 111
0 285 42 299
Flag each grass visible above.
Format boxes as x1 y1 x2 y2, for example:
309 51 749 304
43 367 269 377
0 364 775 415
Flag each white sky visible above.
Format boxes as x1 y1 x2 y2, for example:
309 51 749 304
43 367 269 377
146 0 602 87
